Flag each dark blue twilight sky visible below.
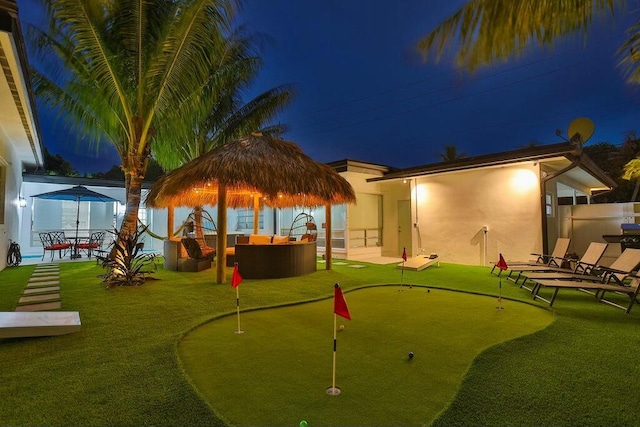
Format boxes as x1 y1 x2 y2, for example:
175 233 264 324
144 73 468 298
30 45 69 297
19 0 640 173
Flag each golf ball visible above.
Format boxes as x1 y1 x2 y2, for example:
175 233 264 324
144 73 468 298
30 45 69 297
339 325 345 330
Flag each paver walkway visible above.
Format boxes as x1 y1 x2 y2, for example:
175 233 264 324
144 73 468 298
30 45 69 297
15 263 62 312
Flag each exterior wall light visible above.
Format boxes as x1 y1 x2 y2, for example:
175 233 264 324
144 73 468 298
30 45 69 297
18 197 27 208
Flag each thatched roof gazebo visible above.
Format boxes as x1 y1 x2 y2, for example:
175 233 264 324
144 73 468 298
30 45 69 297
146 133 356 283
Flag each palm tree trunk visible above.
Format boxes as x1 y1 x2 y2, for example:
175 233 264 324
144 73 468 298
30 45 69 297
120 173 144 239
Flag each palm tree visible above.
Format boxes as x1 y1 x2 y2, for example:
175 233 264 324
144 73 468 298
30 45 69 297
29 0 235 242
438 144 467 161
416 1 638 83
151 26 295 241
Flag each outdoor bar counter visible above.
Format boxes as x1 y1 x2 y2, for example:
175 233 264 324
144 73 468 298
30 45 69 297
234 240 317 279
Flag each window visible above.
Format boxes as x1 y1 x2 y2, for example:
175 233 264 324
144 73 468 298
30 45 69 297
236 208 263 230
545 193 554 217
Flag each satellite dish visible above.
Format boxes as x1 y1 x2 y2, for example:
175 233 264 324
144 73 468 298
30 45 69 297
567 117 594 144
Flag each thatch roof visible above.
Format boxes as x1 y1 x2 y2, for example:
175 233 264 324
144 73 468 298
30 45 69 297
146 133 356 208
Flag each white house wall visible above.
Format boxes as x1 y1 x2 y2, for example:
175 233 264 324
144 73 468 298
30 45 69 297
412 163 543 266
0 133 23 270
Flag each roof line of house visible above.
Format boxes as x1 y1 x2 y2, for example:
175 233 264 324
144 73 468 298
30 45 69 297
366 142 617 189
23 173 156 190
0 0 45 168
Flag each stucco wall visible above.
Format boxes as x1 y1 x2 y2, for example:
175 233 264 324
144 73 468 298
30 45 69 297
412 164 543 266
0 133 22 271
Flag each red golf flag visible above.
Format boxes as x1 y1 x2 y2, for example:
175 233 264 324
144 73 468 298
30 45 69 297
231 263 243 288
402 247 407 262
496 253 508 271
334 284 351 320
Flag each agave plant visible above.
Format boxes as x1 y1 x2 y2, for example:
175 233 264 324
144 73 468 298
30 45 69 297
102 226 157 288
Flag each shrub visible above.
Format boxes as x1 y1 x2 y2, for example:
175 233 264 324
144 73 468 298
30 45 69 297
102 226 156 288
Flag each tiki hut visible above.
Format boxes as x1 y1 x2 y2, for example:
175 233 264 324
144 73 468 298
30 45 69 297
146 133 356 283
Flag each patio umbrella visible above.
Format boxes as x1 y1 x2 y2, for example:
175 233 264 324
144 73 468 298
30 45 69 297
146 133 356 283
32 185 119 258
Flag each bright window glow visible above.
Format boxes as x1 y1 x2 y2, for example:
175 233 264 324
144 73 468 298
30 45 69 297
510 169 538 192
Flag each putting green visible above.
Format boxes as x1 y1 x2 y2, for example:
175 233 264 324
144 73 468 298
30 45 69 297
178 286 554 426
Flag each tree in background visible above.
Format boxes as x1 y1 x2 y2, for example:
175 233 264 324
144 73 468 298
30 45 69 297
43 147 77 176
584 132 640 202
437 144 467 161
29 0 236 245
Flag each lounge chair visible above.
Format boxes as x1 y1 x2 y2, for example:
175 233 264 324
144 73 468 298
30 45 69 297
531 276 640 313
511 242 608 288
490 237 571 276
528 248 640 308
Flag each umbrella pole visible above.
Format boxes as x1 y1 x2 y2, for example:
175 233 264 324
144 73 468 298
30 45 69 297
73 197 81 259
216 183 228 284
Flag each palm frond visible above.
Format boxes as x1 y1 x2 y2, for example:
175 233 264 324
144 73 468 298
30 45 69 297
417 0 620 71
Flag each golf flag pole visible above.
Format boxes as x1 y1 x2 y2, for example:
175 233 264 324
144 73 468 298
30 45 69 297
328 283 351 395
232 263 244 334
400 247 407 290
496 254 508 310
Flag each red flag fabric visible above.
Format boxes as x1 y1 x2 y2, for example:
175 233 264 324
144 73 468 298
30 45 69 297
402 247 407 262
231 264 243 288
497 254 508 271
334 284 351 320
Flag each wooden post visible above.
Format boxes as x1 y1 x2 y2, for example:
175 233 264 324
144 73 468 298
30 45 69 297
325 203 332 270
167 206 174 239
216 183 227 284
253 194 259 235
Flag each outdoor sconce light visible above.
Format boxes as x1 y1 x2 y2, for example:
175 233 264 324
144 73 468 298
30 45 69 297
511 169 538 192
18 197 27 208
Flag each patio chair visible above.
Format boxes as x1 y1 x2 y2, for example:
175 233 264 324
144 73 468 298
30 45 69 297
528 248 640 307
49 231 73 259
490 237 571 276
38 232 57 261
511 242 608 288
75 231 106 258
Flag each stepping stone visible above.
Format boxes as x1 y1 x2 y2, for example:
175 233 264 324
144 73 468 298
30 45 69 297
27 281 60 288
32 272 59 277
15 301 62 312
34 267 58 272
333 262 348 265
347 265 366 268
37 264 57 268
23 286 60 294
29 277 59 284
19 293 60 304
317 260 326 263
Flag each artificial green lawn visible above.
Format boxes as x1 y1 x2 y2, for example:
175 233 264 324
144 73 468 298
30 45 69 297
0 259 639 426
179 286 553 426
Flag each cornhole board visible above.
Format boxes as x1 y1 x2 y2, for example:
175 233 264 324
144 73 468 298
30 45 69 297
0 311 81 339
397 255 439 271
